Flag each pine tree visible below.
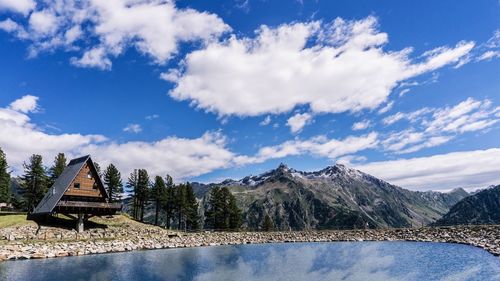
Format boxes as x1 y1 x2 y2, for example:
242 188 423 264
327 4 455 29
205 186 241 230
93 162 103 178
127 170 138 220
228 193 242 230
136 169 150 222
0 148 11 204
151 176 166 226
185 183 200 230
262 214 274 231
48 153 66 187
163 174 174 229
22 154 48 212
175 183 187 230
104 163 123 203
205 186 222 230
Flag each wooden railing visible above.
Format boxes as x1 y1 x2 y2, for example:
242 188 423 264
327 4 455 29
56 201 122 209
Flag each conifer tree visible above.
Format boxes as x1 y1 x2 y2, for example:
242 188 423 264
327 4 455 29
163 174 174 229
48 153 66 187
175 183 187 230
151 176 166 226
228 193 242 230
93 162 103 178
104 163 123 203
22 154 48 212
185 183 200 230
136 169 150 222
262 214 274 231
205 186 242 230
127 170 139 220
205 186 222 229
0 148 11 204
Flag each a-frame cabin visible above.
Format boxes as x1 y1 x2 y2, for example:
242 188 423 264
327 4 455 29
30 155 122 232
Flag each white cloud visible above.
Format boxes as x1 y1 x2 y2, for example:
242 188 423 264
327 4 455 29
0 96 240 180
0 0 230 69
286 112 312 133
477 50 500 61
377 101 394 114
382 112 405 125
70 47 112 70
29 9 59 35
168 16 474 117
239 132 379 165
84 132 237 179
352 120 372 131
259 115 271 126
398 88 410 97
355 148 500 190
8 95 39 113
0 0 35 15
381 98 498 154
123 123 142 133
424 98 497 134
145 114 159 120
0 96 107 172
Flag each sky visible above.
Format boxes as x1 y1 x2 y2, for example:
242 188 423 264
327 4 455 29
0 0 499 192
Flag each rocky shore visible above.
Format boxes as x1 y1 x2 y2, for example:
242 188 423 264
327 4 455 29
1 217 499 262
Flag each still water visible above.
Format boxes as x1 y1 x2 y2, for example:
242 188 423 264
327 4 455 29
1 241 499 281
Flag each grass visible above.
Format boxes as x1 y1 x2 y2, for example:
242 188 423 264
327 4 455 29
0 214 35 228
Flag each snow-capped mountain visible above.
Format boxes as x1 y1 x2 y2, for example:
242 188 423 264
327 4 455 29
192 163 469 230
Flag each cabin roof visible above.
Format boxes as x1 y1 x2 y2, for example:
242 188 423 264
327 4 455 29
32 155 109 215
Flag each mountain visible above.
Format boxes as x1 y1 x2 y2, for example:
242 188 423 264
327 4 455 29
433 185 500 226
194 163 469 230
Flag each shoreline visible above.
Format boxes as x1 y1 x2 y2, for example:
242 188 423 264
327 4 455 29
1 223 499 261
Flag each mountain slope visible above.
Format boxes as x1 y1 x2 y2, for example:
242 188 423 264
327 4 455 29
433 185 500 226
195 164 469 230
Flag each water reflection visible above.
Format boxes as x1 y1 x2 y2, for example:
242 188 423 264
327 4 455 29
1 242 499 281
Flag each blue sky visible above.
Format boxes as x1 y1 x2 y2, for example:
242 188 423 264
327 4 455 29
0 0 499 191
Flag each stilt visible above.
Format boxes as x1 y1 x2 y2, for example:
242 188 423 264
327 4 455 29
76 213 85 233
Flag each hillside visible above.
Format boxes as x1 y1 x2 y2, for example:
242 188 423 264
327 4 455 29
193 163 469 230
434 185 500 226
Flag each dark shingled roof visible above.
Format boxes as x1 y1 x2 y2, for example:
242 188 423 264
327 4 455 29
31 155 109 215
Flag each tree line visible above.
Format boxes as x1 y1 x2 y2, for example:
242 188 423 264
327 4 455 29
0 148 244 231
0 149 124 212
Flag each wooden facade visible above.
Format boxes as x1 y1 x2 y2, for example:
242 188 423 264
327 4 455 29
31 155 122 232
64 163 104 198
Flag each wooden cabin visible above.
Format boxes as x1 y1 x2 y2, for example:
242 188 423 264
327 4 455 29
30 155 121 232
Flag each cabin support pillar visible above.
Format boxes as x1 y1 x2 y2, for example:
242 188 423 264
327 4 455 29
76 213 84 233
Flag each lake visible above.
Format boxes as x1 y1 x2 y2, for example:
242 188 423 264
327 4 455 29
1 242 499 281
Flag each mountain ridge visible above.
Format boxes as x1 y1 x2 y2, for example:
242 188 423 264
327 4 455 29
193 163 470 230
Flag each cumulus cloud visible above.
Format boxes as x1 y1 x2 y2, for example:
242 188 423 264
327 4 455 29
123 123 142 133
0 0 230 68
352 120 372 131
381 98 498 154
0 96 239 179
8 94 39 113
238 132 379 165
0 0 35 15
356 148 500 190
84 131 237 180
0 96 107 172
286 112 312 133
168 16 474 117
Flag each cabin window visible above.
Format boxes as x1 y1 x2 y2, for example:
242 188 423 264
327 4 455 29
93 182 98 190
74 183 80 189
87 172 92 179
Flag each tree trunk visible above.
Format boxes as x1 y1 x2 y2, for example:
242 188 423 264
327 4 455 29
140 201 144 222
154 200 159 226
